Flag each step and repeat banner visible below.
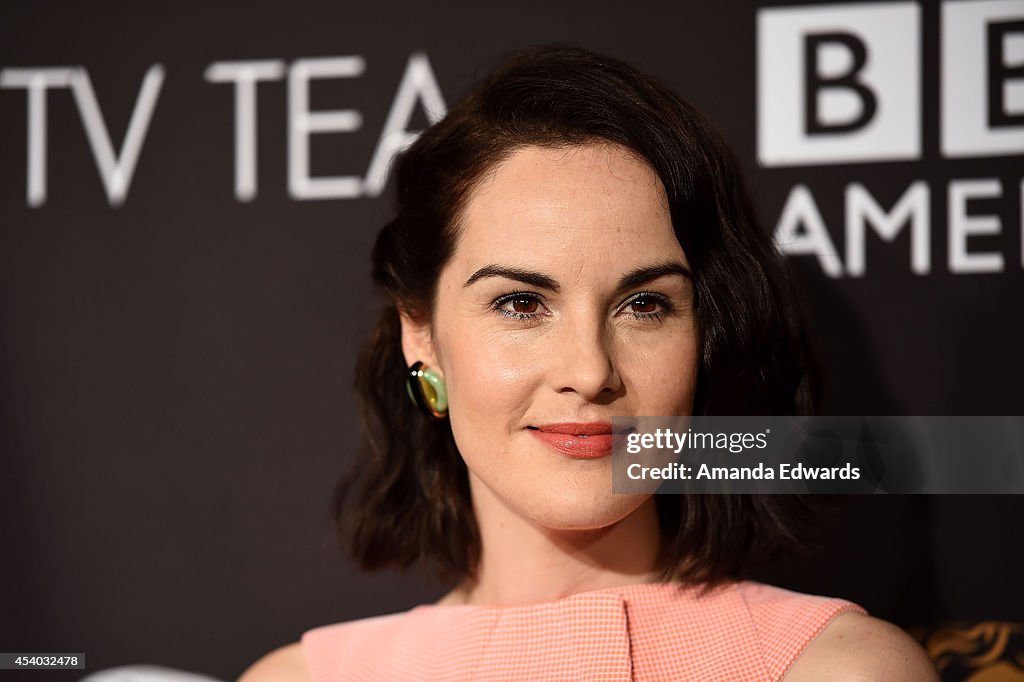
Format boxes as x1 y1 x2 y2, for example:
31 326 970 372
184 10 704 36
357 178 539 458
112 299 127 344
1 0 1022 679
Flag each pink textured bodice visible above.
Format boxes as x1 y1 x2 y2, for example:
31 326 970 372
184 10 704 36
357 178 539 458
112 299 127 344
301 580 865 681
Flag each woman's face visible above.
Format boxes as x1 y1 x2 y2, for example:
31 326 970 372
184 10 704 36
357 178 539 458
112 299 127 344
402 143 699 531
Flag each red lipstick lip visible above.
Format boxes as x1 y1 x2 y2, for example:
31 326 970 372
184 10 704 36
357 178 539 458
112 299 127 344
529 429 615 459
533 422 614 436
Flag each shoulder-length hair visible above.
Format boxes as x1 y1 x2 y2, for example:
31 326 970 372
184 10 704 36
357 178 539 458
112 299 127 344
333 45 819 585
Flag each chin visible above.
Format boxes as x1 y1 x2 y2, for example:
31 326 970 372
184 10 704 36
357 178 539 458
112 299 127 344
521 488 649 532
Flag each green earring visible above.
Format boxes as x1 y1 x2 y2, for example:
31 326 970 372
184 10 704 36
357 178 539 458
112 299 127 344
405 361 448 419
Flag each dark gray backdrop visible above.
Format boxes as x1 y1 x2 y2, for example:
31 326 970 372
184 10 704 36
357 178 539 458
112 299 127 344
1 0 1022 679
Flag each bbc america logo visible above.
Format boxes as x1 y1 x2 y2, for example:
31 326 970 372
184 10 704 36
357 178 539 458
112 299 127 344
758 0 1024 165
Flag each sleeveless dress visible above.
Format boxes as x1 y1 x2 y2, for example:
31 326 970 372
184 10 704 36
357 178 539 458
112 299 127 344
301 580 865 681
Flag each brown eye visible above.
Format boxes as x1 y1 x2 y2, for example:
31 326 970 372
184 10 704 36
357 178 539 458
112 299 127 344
630 297 657 314
510 297 539 314
493 292 547 321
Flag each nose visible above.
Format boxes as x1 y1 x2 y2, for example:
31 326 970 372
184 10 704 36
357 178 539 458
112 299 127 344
549 313 622 402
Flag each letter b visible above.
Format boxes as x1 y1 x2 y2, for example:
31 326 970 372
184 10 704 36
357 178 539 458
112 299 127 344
804 32 877 134
942 0 1024 157
758 2 921 165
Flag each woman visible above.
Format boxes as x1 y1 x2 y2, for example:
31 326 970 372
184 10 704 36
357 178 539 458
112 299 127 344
240 46 936 681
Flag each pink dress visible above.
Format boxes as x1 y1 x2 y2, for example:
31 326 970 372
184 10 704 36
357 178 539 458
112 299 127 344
301 580 865 681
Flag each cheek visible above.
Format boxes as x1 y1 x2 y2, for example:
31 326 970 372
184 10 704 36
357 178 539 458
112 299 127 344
619 331 699 414
442 328 541 436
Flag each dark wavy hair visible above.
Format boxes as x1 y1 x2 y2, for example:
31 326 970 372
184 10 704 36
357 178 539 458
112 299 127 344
333 45 819 586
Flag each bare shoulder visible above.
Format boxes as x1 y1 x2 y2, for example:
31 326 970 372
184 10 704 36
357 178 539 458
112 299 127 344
237 642 310 682
783 611 938 681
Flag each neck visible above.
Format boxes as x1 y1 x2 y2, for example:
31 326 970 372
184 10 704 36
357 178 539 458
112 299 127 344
443 472 665 607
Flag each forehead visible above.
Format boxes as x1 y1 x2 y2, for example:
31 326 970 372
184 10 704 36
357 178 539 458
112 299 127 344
453 144 681 270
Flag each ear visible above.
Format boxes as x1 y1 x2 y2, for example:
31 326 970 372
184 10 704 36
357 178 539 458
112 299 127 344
398 309 442 376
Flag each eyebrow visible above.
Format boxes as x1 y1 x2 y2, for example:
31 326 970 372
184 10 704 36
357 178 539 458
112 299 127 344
463 260 693 294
